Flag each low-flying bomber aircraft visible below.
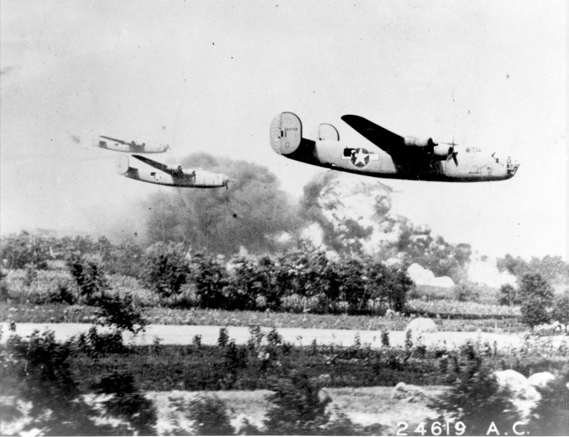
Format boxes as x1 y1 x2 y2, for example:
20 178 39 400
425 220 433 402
98 136 170 154
116 155 231 188
270 112 520 182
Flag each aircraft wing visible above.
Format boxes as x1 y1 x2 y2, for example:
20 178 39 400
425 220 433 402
132 154 177 175
341 115 405 156
100 135 130 145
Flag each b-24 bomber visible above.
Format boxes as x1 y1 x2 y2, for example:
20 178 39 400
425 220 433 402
270 112 519 182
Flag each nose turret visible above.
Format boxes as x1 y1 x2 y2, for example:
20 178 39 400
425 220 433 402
506 156 520 177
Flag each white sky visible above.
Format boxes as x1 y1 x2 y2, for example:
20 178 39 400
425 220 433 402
1 0 567 260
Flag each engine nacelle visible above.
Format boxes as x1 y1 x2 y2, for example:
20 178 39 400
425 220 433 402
432 144 452 158
403 136 436 147
194 171 225 187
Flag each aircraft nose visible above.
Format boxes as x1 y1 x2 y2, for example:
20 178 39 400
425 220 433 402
506 156 520 177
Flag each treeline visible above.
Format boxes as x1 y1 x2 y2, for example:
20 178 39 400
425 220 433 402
0 232 414 315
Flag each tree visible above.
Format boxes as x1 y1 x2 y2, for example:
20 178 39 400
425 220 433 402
551 292 569 332
453 282 480 302
190 251 229 309
66 253 108 305
499 283 518 306
0 232 50 270
143 242 189 298
519 273 554 302
519 274 554 328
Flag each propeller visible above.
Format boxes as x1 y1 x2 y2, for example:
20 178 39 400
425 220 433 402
223 178 236 190
440 139 459 166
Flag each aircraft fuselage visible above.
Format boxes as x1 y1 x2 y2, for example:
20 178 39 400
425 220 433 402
115 156 228 188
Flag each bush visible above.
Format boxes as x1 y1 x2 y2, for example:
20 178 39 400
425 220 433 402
92 372 157 435
75 326 126 355
263 373 332 435
169 395 234 435
0 329 151 435
528 367 569 435
428 344 520 436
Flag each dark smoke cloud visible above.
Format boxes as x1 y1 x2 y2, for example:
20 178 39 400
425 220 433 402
298 171 472 282
142 153 303 254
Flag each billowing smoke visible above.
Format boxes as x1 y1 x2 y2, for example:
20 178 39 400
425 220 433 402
142 153 302 255
298 171 472 283
468 256 517 288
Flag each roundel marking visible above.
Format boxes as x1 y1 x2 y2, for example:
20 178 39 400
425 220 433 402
351 148 371 168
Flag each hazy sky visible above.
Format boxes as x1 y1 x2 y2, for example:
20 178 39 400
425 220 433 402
1 0 566 260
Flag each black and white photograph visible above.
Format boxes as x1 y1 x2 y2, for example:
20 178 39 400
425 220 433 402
0 0 567 435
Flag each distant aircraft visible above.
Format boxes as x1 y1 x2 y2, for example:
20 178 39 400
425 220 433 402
270 112 520 182
116 155 231 188
98 136 170 154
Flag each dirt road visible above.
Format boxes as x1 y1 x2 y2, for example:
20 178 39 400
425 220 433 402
0 322 547 349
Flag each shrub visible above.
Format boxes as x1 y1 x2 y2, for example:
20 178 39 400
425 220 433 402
0 330 123 435
528 367 569 435
75 326 126 355
169 395 234 435
92 372 158 435
263 373 332 435
428 344 520 436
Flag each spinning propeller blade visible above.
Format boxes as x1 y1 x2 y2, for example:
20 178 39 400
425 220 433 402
441 139 459 166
